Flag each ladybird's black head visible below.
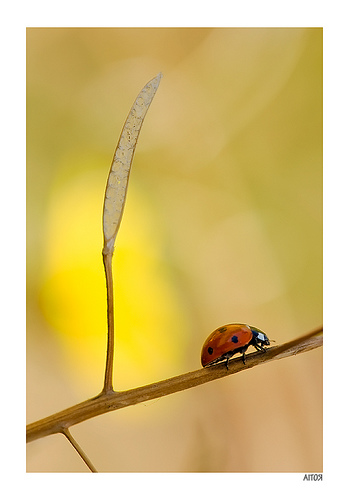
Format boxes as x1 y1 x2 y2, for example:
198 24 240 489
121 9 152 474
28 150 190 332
250 326 270 346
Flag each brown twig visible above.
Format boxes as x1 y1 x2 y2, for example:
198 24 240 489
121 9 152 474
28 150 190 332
102 251 115 393
26 326 322 444
62 428 98 472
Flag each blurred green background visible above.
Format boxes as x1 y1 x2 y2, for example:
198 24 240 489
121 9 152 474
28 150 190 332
26 27 322 472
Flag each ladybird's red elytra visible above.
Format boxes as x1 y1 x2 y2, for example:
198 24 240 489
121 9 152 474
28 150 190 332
201 323 270 369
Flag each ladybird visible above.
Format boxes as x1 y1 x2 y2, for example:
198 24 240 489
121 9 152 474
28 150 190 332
201 323 270 369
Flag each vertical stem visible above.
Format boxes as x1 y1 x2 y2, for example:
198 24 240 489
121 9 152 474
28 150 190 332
100 74 162 396
102 251 115 393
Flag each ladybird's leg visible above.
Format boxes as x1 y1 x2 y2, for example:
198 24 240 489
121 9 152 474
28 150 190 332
254 340 266 352
253 343 263 352
225 358 229 370
241 346 248 364
255 344 267 353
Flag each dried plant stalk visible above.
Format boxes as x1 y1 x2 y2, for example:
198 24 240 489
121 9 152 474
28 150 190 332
101 73 162 393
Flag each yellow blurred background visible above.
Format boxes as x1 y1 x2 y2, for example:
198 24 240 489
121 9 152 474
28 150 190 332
26 27 322 472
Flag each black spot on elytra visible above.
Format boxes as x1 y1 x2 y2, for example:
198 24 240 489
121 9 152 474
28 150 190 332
208 347 213 355
231 335 239 343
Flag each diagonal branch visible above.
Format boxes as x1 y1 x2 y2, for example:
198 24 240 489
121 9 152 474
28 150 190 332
62 428 98 473
26 326 322 444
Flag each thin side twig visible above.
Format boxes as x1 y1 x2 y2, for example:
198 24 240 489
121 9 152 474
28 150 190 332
26 326 322 444
62 428 98 473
